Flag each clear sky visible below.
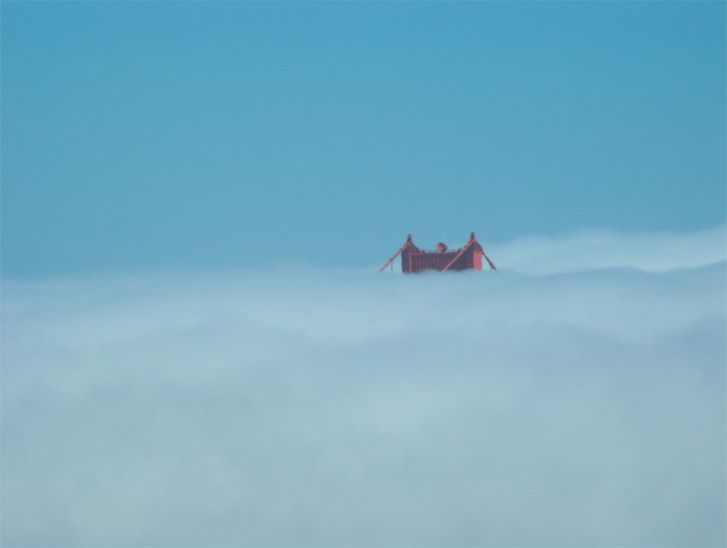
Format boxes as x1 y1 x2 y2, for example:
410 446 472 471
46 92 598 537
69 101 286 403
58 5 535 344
2 1 724 276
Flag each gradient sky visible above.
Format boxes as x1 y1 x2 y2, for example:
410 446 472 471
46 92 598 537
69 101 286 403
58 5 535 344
2 1 725 276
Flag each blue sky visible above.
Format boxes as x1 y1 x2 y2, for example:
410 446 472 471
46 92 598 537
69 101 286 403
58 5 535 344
2 1 724 276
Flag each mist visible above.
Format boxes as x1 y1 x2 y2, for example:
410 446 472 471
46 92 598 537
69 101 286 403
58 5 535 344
2 228 725 546
489 224 727 275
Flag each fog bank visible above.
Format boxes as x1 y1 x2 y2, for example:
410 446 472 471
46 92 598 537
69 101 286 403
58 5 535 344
2 229 725 546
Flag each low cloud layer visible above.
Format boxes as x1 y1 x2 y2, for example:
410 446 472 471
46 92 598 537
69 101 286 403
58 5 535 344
490 224 726 275
2 228 726 546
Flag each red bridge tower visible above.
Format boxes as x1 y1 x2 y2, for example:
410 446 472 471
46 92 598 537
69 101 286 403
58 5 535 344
379 233 497 273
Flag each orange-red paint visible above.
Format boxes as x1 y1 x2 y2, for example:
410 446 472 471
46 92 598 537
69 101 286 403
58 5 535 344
379 233 496 274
